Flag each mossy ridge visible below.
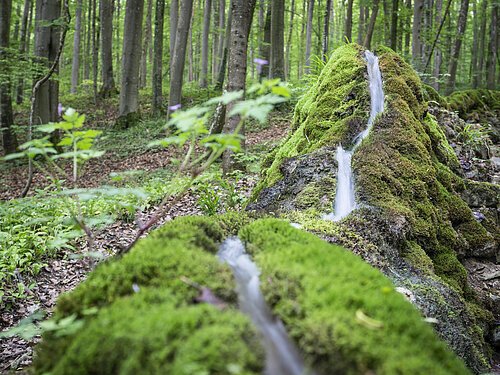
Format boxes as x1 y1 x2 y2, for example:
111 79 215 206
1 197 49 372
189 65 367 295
252 44 370 199
34 215 264 375
238 219 470 375
446 89 500 119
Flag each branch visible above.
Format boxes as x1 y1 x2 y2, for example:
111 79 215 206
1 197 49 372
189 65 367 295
21 1 71 198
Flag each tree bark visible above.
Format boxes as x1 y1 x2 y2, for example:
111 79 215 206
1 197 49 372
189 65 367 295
344 0 353 42
117 0 145 126
222 0 257 173
16 0 32 104
470 0 479 86
167 0 194 118
152 0 165 115
215 0 232 89
169 0 178 74
363 0 379 49
91 0 99 102
432 0 443 89
100 0 116 97
305 0 314 73
270 0 285 79
486 1 498 89
476 0 488 87
322 0 331 60
200 0 212 87
446 0 469 94
357 6 365 45
404 0 411 56
71 0 83 94
34 0 61 127
84 0 91 80
140 0 153 88
390 0 398 50
412 0 423 67
216 0 225 73
285 0 295 78
0 0 18 154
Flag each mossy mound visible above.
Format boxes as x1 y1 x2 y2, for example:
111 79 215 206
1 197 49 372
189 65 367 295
34 215 264 375
248 45 495 371
252 44 370 199
446 89 500 120
34 216 469 374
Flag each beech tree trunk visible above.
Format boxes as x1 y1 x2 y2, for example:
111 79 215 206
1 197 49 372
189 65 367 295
412 0 423 67
117 0 145 126
0 0 18 154
215 0 232 89
390 0 398 50
16 0 31 103
222 0 257 173
305 0 314 73
91 0 99 102
34 0 61 126
486 1 498 89
363 0 379 49
270 0 285 79
322 0 331 60
446 0 469 93
71 0 83 94
140 0 153 88
200 0 212 87
357 6 365 45
259 3 271 79
285 0 295 78
170 0 178 74
152 0 165 115
344 0 353 42
476 0 488 87
84 0 91 80
168 0 194 118
100 0 116 97
433 0 443 89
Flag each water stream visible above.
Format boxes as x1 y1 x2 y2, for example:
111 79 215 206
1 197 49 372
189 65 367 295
218 237 308 375
324 50 384 221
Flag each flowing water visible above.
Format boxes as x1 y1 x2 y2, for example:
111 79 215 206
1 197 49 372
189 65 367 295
218 237 308 375
324 50 384 221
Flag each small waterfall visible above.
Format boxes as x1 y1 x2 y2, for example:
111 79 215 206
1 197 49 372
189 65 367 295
324 50 384 221
218 237 308 375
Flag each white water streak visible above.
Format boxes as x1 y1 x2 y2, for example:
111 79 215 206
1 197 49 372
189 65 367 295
324 50 384 221
218 237 308 375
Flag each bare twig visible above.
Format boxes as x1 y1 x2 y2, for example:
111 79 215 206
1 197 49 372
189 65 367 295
21 0 71 198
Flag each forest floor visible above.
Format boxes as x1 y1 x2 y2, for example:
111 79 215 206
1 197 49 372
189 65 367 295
0 97 290 373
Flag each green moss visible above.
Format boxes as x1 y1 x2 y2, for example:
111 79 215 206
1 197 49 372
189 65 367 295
403 241 435 274
422 83 446 106
294 177 337 211
239 219 470 375
34 215 264 374
253 44 370 197
446 89 500 119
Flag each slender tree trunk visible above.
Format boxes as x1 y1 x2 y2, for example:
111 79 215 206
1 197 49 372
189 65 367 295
390 0 399 50
117 0 145 126
446 0 469 94
211 0 218 80
91 0 99 102
216 0 225 73
412 0 423 67
433 0 443 89
152 0 165 115
215 0 232 89
84 0 91 80
168 0 194 118
0 0 18 154
470 1 479 86
382 0 391 45
100 0 116 97
16 0 31 104
357 6 365 45
140 0 153 88
322 0 331 60
200 0 212 87
169 0 178 74
305 0 314 73
404 0 411 56
115 0 121 83
285 0 295 79
270 0 285 79
344 0 353 42
363 0 379 49
476 0 488 87
34 0 61 127
71 0 83 94
222 0 257 173
259 3 271 79
486 1 498 89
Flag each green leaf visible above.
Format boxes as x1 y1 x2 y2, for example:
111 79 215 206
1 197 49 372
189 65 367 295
271 85 291 98
2 152 26 161
205 90 243 105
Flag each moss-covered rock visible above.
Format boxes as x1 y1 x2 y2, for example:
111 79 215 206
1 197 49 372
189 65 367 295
248 44 496 372
34 216 470 375
446 89 500 121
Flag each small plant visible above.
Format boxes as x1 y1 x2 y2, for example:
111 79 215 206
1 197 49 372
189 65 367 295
458 123 489 157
